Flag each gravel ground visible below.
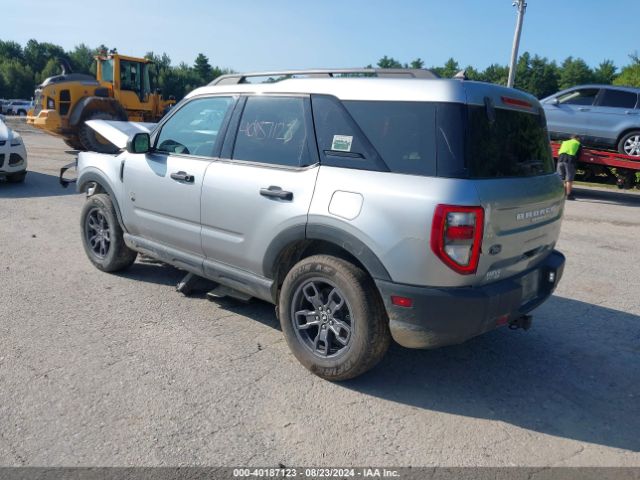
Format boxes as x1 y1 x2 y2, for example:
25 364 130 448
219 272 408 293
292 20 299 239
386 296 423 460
1 118 639 467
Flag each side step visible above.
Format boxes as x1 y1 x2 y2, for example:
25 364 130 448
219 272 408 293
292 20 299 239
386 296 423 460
206 285 253 303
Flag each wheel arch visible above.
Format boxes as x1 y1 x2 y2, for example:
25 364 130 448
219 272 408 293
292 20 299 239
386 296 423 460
264 224 392 302
77 169 127 232
616 127 640 149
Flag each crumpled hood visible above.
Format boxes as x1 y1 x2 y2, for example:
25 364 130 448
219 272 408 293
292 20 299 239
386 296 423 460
85 120 156 149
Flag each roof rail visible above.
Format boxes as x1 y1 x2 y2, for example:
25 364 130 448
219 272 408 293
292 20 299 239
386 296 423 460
209 68 439 86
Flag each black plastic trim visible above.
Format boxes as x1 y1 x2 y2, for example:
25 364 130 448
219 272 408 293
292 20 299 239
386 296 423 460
76 171 126 231
305 224 391 281
377 250 565 349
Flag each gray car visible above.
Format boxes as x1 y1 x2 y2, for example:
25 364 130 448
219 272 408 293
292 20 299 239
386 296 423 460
72 69 566 380
542 84 640 157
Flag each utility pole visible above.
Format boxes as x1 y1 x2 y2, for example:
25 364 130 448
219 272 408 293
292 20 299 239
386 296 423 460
507 0 527 88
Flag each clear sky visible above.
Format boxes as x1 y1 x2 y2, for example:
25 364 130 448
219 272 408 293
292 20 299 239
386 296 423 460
3 0 639 72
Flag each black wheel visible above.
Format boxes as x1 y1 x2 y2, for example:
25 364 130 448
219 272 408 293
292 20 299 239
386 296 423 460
279 255 390 381
17 110 27 117
63 137 84 150
618 131 640 157
78 112 120 154
80 193 137 272
6 171 27 183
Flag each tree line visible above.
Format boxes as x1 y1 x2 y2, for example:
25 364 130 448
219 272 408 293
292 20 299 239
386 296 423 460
1 38 639 102
0 39 231 101
372 52 640 98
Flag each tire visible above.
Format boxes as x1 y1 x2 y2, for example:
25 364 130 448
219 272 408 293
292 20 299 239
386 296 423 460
17 110 26 117
6 171 27 183
279 255 390 381
617 130 640 157
63 137 84 150
80 193 137 272
78 111 120 154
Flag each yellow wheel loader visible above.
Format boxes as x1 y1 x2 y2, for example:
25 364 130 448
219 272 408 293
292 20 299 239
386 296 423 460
27 53 175 153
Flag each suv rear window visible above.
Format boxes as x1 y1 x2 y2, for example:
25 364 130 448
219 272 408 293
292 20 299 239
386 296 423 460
598 89 638 109
463 105 554 178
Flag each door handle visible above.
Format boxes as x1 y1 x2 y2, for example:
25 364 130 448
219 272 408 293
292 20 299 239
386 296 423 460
625 111 639 115
260 186 293 201
578 107 590 112
170 171 194 183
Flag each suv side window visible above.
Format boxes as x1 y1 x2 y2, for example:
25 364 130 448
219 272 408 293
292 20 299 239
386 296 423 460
311 95 387 171
557 88 599 106
597 89 639 109
232 96 311 167
344 101 437 176
156 96 234 158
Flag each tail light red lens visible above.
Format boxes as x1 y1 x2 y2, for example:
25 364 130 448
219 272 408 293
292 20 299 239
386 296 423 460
431 204 484 274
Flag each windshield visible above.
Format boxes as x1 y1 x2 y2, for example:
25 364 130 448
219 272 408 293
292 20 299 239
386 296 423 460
100 59 114 82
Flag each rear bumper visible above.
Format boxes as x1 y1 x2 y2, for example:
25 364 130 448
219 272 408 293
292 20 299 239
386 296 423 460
376 250 565 349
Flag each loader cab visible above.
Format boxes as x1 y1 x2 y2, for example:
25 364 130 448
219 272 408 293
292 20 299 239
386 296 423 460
96 54 154 116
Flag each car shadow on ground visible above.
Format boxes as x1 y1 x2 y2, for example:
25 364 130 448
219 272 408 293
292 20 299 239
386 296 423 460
573 186 640 206
344 295 640 452
0 171 77 198
112 260 640 452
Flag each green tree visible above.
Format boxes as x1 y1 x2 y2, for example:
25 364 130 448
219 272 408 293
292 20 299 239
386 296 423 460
0 60 34 98
515 54 558 98
559 56 594 89
613 53 640 87
69 43 96 74
0 40 23 61
194 53 213 83
377 55 403 69
480 63 509 85
434 58 460 78
409 58 424 69
593 59 617 84
35 58 62 84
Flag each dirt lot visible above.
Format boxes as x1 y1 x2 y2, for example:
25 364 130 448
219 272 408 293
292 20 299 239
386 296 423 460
1 118 639 467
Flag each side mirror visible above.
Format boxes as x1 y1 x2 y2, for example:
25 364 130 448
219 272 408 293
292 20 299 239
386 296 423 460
126 132 151 154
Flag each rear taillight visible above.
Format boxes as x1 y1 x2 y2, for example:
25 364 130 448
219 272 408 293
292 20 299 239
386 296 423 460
430 204 484 274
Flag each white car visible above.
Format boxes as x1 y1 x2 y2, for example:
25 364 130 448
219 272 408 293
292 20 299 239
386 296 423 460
0 115 28 183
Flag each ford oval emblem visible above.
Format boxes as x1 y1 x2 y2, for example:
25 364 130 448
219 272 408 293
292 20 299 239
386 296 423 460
489 244 502 255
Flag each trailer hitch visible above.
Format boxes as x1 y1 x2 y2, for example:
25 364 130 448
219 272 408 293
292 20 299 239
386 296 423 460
509 314 532 331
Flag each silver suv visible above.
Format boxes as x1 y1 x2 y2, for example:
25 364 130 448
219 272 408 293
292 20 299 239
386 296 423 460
73 69 566 380
542 85 640 157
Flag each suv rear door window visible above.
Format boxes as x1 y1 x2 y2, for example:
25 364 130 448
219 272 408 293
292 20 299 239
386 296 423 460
597 89 639 109
232 96 311 167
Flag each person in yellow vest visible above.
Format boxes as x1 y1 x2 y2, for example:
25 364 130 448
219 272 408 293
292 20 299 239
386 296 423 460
557 135 581 200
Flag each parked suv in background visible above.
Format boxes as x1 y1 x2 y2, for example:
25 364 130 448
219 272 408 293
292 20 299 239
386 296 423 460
72 69 566 380
542 85 640 157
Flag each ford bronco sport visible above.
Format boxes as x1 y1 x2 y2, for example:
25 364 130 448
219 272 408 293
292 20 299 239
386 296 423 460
72 68 566 380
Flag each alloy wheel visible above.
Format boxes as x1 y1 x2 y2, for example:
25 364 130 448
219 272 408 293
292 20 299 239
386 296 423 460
291 278 353 358
85 207 111 258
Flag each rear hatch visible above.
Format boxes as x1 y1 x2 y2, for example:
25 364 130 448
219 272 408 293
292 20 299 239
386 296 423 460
438 84 565 285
